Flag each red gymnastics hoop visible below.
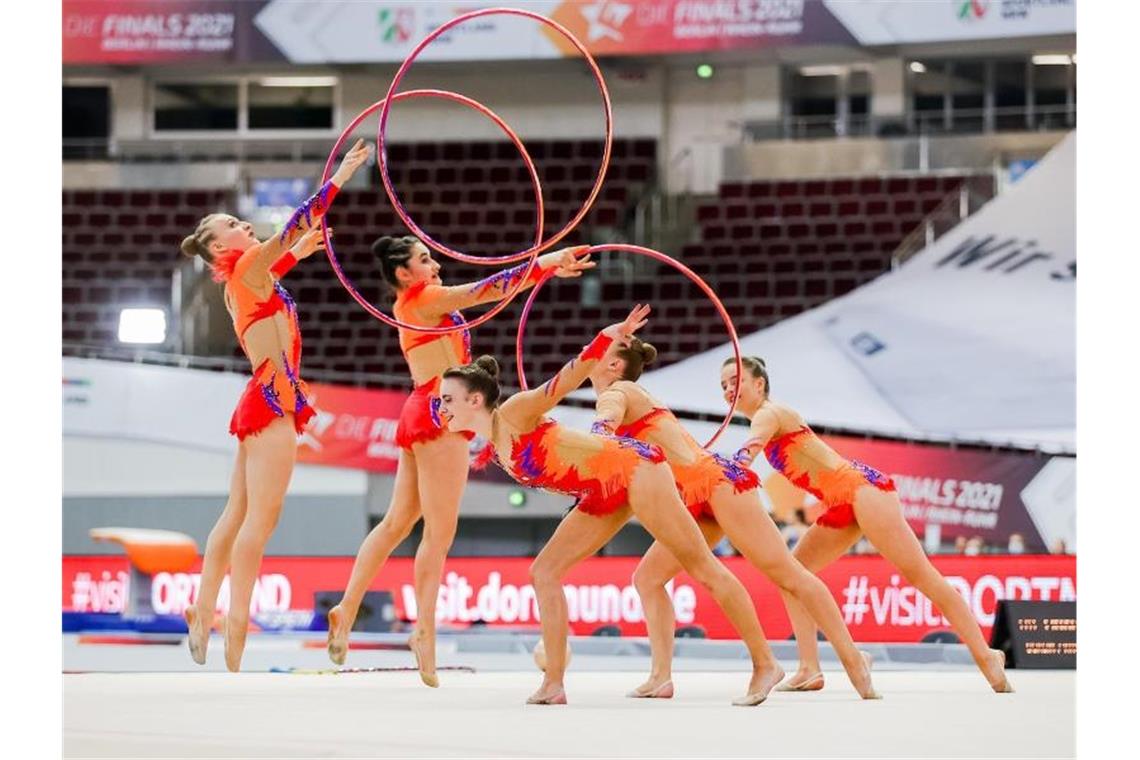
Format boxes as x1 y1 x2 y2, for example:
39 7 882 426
320 90 543 335
515 244 743 449
377 7 612 265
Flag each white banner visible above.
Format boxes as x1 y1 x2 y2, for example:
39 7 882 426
64 357 243 453
637 133 1076 452
824 0 1076 45
252 1 566 64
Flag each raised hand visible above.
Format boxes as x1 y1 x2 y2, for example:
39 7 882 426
545 245 596 279
293 227 329 260
333 139 374 186
602 303 651 347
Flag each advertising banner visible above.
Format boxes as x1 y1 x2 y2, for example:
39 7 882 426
296 382 407 473
63 0 246 64
64 1 1074 65
62 553 1075 642
823 0 1076 45
64 358 1074 547
782 435 1073 553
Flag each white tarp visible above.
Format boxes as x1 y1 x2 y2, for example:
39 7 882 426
822 0 1075 45
62 358 366 496
629 133 1076 453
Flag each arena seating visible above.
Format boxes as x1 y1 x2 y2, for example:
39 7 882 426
668 173 995 365
62 188 233 346
62 137 991 389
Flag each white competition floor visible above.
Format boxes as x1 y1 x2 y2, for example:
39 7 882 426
63 633 1074 758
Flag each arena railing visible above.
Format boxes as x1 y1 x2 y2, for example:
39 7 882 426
62 342 410 389
890 175 997 269
62 137 335 164
60 343 1069 456
740 104 1076 142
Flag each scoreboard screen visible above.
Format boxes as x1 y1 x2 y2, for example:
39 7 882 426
990 600 1076 669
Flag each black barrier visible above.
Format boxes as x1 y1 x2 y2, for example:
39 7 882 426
313 591 396 633
990 600 1076 669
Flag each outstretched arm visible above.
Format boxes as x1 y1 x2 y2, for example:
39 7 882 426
732 407 781 467
417 247 593 317
242 140 371 281
591 386 629 436
502 305 651 425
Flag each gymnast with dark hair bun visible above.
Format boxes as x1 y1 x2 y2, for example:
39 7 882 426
438 306 787 707
325 236 592 686
722 355 1013 694
586 339 877 701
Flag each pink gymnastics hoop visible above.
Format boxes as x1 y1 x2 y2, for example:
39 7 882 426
377 7 612 265
515 244 743 449
320 90 543 335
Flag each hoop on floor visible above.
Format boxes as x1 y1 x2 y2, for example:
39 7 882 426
377 7 612 265
515 244 743 449
320 90 543 335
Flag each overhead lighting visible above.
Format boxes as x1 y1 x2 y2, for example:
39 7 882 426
909 61 927 74
257 76 338 87
1032 54 1072 65
696 63 714 79
798 65 846 77
118 308 166 345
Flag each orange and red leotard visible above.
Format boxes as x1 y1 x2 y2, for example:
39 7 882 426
391 261 553 451
209 180 339 440
593 382 759 521
489 333 666 516
736 421 895 529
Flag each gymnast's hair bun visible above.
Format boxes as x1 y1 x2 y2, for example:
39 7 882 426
474 355 500 379
371 235 396 257
637 341 658 367
180 234 204 259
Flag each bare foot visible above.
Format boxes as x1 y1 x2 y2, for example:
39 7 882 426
326 605 351 666
223 616 246 673
853 651 882 699
527 679 567 705
733 663 785 706
183 606 208 665
408 629 439 688
776 667 824 692
626 677 674 699
983 648 1014 693
532 639 573 672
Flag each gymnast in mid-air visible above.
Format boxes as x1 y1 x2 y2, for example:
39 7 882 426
325 235 592 686
178 139 372 671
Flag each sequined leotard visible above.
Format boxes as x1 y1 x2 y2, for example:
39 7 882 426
592 381 759 521
733 404 895 529
391 261 554 451
210 181 339 440
489 334 666 516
